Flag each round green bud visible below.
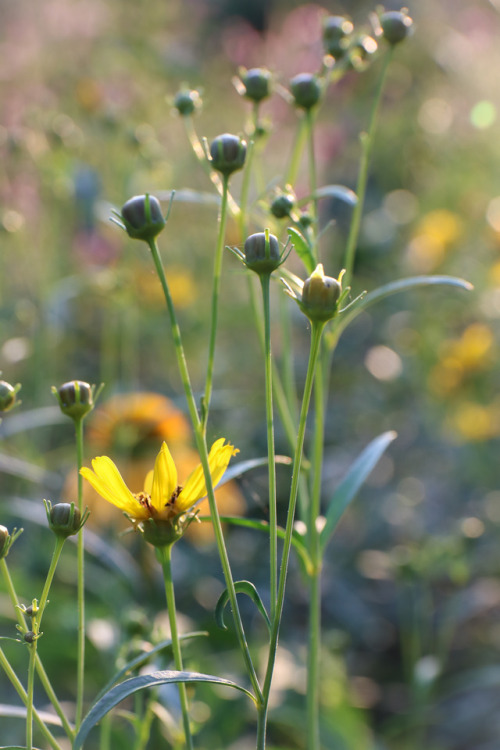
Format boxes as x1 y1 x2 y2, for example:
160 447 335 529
240 68 272 102
270 191 295 219
244 232 281 275
322 16 354 58
24 631 36 644
209 133 247 176
0 380 18 412
174 88 202 116
301 264 342 322
48 503 83 538
380 11 413 46
290 73 322 110
298 212 314 230
54 380 94 420
120 194 166 241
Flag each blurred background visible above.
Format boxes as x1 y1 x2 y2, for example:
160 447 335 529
1 0 500 748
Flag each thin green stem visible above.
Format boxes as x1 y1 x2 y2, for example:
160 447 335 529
285 115 308 187
343 48 393 287
75 415 85 729
260 274 277 619
147 239 262 703
26 639 36 750
0 646 62 750
306 570 321 750
202 173 229 430
158 545 193 750
1 558 74 739
239 138 255 240
260 320 325 749
306 108 318 248
37 536 66 628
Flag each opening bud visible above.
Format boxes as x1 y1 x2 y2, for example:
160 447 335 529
0 380 21 413
379 10 413 46
239 67 272 102
209 133 247 176
52 380 96 421
244 232 282 275
173 87 202 116
322 16 354 59
284 264 344 322
290 73 322 111
45 501 89 538
0 525 23 560
119 194 166 241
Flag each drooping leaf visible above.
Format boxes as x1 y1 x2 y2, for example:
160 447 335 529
94 632 208 703
216 580 271 632
74 670 256 749
0 703 63 726
320 431 397 553
304 184 358 206
287 227 316 274
216 455 291 488
329 275 473 348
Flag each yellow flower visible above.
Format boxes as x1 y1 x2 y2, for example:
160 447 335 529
80 438 238 524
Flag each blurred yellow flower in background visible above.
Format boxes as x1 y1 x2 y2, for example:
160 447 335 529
447 400 500 442
406 209 463 272
429 323 495 396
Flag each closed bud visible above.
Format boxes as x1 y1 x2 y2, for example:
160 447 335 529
270 190 295 219
322 16 354 58
0 525 23 560
209 133 247 176
120 194 166 241
290 73 321 110
301 264 342 321
244 232 282 275
53 380 94 421
173 88 202 116
45 501 88 538
0 380 20 413
379 10 413 46
240 67 272 102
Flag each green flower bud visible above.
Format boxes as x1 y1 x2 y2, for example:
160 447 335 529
120 194 166 241
0 380 21 413
45 501 88 538
322 16 354 58
24 631 37 644
270 190 295 219
209 133 247 176
301 264 342 321
240 67 272 102
0 525 23 560
290 73 321 110
173 88 202 116
244 232 282 275
379 10 413 46
52 380 94 421
142 517 189 548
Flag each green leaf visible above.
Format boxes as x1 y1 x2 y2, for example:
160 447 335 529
216 580 271 632
94 632 208 703
0 705 64 726
301 184 358 206
320 431 397 553
287 227 316 274
74 670 256 749
0 747 43 750
217 454 291 487
330 275 473 347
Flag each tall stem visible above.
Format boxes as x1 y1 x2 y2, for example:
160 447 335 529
202 173 229 430
158 545 194 750
306 108 318 247
259 321 325 748
343 49 393 287
75 415 85 729
259 273 277 619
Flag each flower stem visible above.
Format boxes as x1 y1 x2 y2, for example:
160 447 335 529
285 115 308 188
202 173 229 430
157 544 194 750
260 320 326 748
343 48 393 288
259 273 278 619
306 108 318 246
75 415 85 729
1 557 74 739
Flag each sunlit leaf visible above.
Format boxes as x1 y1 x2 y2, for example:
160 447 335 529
74 670 256 749
303 184 358 206
320 431 397 553
216 580 271 632
287 227 316 274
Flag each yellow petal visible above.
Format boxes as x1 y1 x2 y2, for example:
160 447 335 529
80 456 148 520
150 442 178 512
177 439 238 511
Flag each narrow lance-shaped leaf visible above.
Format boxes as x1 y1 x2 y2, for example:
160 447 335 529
298 184 358 207
287 227 316 274
74 670 257 750
216 580 271 633
320 431 397 554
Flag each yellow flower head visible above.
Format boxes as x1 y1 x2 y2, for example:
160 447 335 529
80 439 238 529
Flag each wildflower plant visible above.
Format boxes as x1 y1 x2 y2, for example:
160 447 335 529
0 6 477 750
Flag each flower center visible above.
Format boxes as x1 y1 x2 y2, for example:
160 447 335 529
134 486 183 517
